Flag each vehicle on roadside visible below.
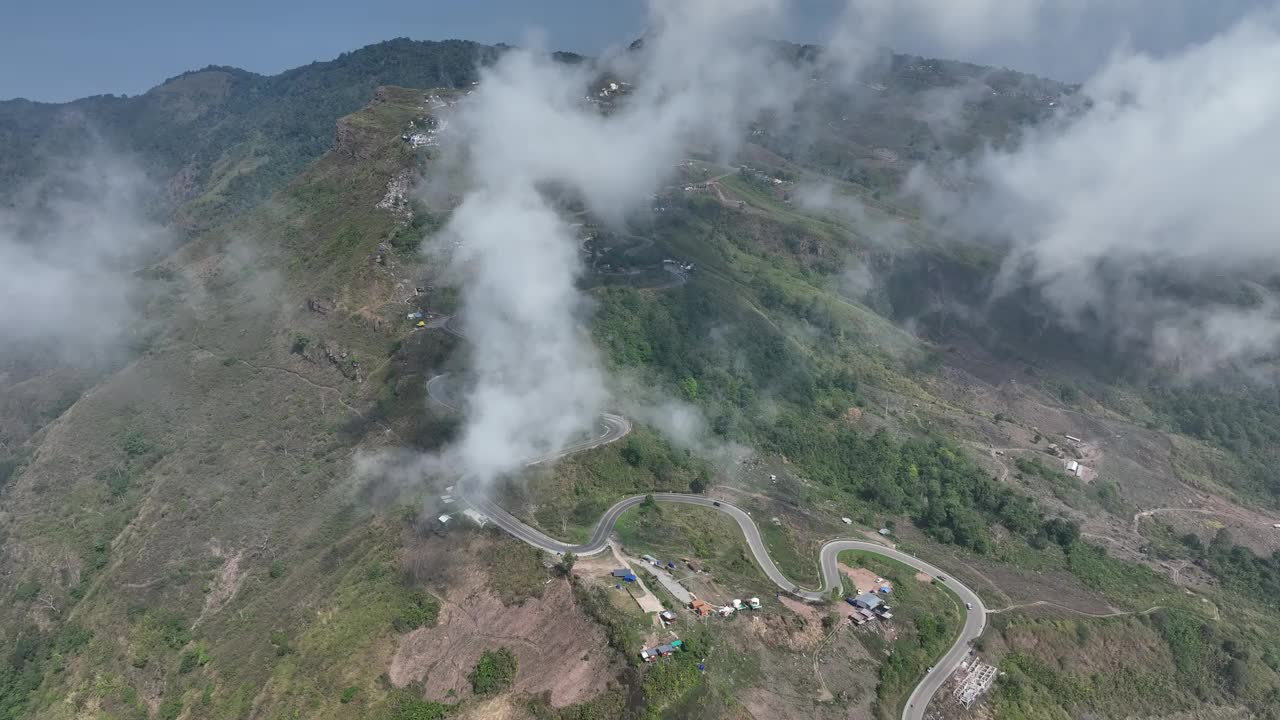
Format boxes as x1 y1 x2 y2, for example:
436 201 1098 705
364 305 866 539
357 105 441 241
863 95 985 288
966 601 973 610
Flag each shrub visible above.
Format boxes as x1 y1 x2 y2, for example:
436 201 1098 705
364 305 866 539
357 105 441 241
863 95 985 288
156 613 191 649
469 648 518 696
98 466 131 498
178 644 208 674
122 430 150 457
269 630 294 656
392 590 440 632
386 690 451 720
14 581 40 602
158 697 183 720
340 686 358 703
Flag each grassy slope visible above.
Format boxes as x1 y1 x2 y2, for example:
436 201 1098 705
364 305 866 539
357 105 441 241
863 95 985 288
0 40 493 230
0 87 464 720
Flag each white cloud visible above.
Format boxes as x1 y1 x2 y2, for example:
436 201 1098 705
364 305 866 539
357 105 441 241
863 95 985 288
437 0 814 484
0 153 169 363
914 10 1280 370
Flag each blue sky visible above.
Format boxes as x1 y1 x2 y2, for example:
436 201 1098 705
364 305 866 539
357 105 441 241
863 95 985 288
1 0 1271 102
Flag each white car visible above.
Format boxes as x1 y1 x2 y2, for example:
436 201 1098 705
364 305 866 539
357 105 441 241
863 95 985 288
966 602 973 610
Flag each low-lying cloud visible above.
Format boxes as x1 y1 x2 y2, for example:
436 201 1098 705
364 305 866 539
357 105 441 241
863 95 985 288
0 153 169 364
436 0 814 485
911 9 1280 372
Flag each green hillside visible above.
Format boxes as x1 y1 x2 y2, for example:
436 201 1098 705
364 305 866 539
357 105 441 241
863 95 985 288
0 39 496 230
1 39 1279 720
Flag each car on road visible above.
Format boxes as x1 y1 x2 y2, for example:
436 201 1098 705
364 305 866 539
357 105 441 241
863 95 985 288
966 601 973 610
937 575 947 582
927 666 934 673
712 501 721 507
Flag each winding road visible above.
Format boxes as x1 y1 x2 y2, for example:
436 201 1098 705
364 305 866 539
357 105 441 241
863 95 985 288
427 327 985 720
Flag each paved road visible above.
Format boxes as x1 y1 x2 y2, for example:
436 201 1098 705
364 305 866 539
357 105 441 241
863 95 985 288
456 479 987 720
426 321 985 720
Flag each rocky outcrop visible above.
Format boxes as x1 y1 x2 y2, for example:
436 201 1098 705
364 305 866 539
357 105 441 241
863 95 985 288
306 297 336 315
376 171 412 217
323 342 362 382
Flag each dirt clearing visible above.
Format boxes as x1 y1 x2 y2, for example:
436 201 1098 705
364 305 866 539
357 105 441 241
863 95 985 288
390 545 618 708
838 564 890 595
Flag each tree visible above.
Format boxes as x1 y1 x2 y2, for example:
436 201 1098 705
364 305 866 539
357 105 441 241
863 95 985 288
689 469 710 495
558 552 576 576
621 438 643 467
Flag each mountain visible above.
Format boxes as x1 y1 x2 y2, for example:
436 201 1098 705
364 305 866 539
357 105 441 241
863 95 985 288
0 39 496 230
1 37 1278 720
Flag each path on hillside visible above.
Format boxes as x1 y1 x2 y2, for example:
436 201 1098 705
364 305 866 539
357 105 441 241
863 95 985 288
1132 506 1223 535
987 600 1161 618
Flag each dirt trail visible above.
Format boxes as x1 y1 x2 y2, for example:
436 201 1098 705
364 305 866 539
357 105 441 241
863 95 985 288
1132 507 1222 535
987 600 1161 618
812 620 844 703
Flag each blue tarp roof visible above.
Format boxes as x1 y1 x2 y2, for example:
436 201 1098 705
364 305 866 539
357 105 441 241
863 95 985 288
854 592 883 609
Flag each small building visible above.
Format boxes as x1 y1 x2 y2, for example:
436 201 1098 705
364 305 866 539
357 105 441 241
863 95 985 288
611 569 637 582
1064 434 1082 444
641 639 683 661
852 593 883 611
718 606 735 617
462 509 489 527
690 599 714 617
437 514 452 525
841 517 853 525
660 610 677 624
748 597 761 610
1066 460 1080 474
685 559 703 574
407 311 424 320
642 554 659 566
878 528 892 536
732 599 745 610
